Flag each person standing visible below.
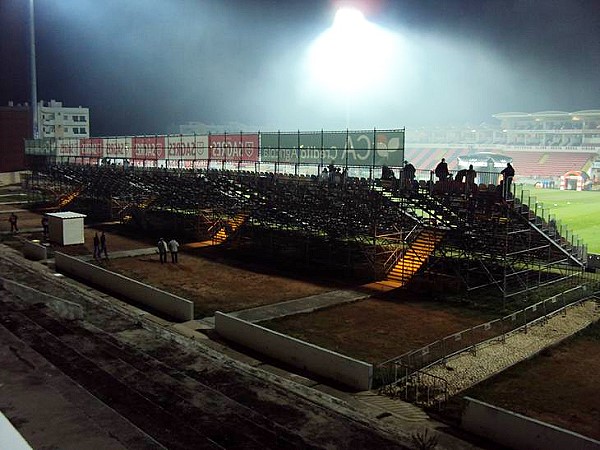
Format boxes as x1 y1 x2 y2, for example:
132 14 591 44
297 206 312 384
434 158 449 181
465 164 477 188
100 231 108 259
93 232 100 259
381 165 395 180
403 160 416 189
157 238 168 264
500 162 515 198
41 215 49 238
8 213 18 233
168 238 180 263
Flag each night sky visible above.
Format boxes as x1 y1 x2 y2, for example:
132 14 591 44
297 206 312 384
1 0 599 136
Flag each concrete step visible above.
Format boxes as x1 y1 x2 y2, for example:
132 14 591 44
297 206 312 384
0 302 308 449
354 392 429 422
367 280 403 290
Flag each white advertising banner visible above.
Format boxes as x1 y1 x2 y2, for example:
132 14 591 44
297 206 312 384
104 137 133 159
165 135 209 160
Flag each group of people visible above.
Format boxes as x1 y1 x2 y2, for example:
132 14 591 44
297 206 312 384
381 160 417 189
157 237 180 263
8 213 48 235
434 157 515 197
93 231 109 259
319 163 347 186
434 158 477 185
6 211 182 265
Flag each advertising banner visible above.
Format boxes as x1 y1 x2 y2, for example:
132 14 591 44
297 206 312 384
260 130 404 166
105 137 133 159
79 138 104 157
56 138 80 157
132 136 166 160
25 138 55 155
165 135 209 160
209 133 259 162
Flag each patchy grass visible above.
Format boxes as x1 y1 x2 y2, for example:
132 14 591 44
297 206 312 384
263 296 496 364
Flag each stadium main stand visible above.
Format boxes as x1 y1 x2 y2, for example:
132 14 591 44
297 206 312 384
502 151 596 177
405 148 596 178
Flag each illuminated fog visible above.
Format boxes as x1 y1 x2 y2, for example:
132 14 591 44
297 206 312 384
2 0 598 135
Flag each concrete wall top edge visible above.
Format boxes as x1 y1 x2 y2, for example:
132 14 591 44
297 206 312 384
214 311 371 368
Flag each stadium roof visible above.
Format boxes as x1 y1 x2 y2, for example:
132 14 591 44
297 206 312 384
571 110 600 116
493 110 600 120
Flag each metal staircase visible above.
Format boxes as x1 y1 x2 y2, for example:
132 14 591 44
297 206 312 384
57 186 84 208
383 229 445 288
213 213 248 244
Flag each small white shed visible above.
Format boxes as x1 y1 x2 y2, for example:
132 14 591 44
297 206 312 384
47 212 87 245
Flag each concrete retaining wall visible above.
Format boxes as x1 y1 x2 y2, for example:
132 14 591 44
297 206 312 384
0 171 26 186
22 240 47 261
1 277 83 321
55 252 194 321
0 411 33 450
462 397 600 450
214 311 373 391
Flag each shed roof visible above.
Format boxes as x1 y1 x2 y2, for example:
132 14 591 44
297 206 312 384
46 212 87 219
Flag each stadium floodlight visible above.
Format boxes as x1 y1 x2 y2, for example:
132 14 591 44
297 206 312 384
306 6 397 96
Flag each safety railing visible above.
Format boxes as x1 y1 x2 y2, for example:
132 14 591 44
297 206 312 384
375 281 599 390
513 184 587 265
381 224 421 276
378 365 449 409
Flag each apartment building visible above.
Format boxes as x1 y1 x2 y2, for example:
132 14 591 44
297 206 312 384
38 99 90 138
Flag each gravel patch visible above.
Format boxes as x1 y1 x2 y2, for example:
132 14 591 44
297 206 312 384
425 300 600 395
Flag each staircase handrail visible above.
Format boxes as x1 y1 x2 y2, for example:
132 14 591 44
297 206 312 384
378 363 449 408
376 184 423 225
527 220 586 268
410 190 464 228
511 195 586 268
382 224 421 274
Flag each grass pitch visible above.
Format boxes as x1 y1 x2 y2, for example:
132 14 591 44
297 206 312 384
520 185 600 253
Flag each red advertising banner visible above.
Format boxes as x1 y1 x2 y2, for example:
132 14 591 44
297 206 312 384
132 136 166 159
56 138 80 157
79 138 104 157
209 134 259 162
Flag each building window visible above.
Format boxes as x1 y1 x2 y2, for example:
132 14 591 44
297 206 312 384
64 115 69 120
73 116 79 122
64 127 69 133
80 127 87 134
81 115 87 122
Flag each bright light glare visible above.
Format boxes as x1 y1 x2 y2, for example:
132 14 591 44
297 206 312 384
307 7 398 95
333 7 365 30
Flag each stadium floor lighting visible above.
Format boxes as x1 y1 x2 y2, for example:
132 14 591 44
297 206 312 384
307 6 396 95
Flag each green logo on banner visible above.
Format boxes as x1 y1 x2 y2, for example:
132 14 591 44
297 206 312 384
260 130 404 166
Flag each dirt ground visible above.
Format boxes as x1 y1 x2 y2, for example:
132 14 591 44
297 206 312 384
106 252 344 318
0 204 45 232
0 203 351 319
3 195 597 444
263 298 495 364
0 204 498 363
0 245 410 449
463 321 600 441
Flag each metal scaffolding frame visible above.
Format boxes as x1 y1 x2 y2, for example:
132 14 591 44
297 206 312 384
24 155 588 302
